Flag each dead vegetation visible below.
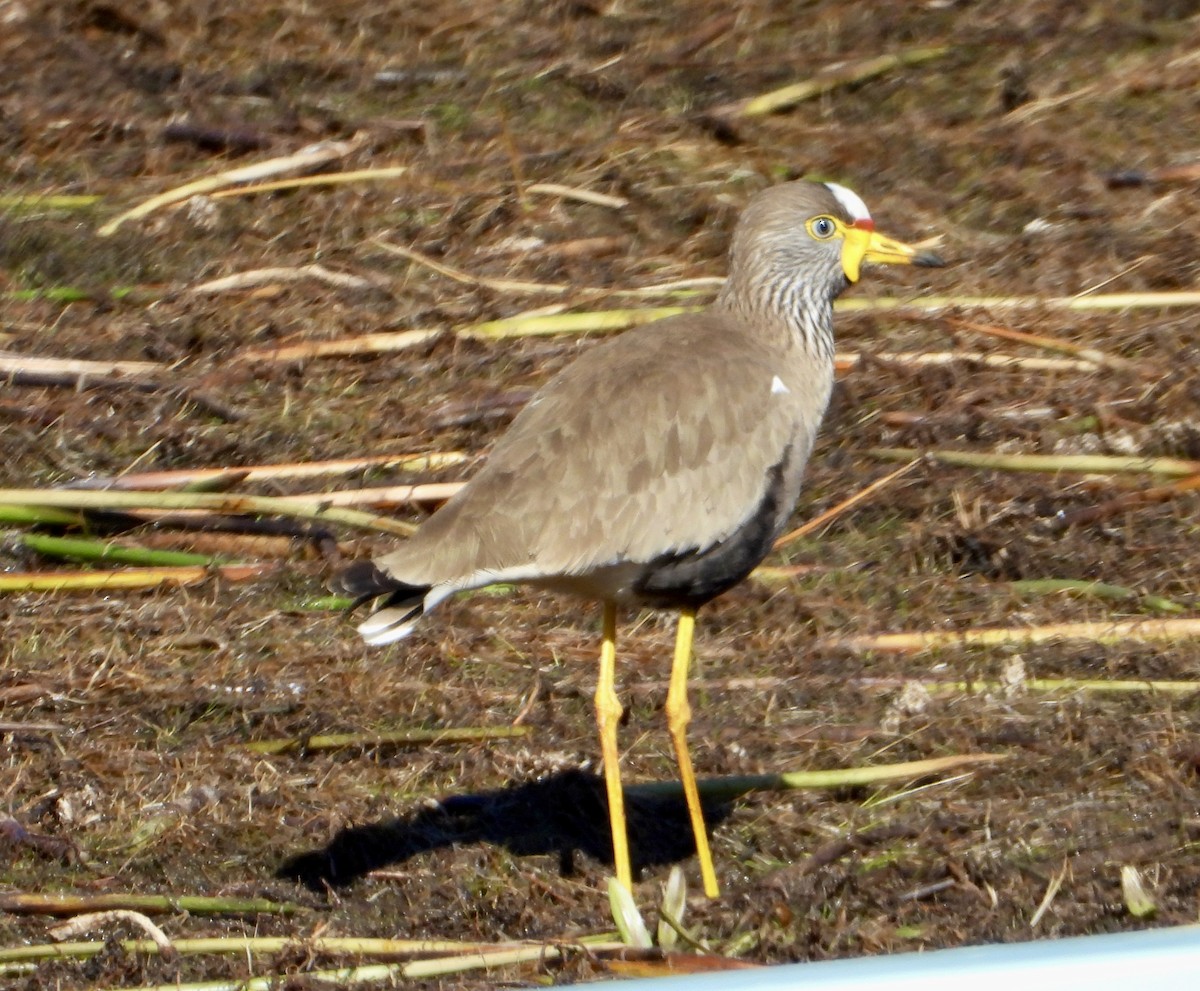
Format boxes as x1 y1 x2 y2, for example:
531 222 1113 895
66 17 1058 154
2 0 1200 987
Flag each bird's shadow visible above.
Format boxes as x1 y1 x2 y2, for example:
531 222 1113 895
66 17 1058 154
277 768 731 891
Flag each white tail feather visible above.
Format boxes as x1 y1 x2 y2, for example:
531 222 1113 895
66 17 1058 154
357 608 422 645
354 571 542 648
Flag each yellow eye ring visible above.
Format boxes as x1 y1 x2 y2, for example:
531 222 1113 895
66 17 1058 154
807 215 839 239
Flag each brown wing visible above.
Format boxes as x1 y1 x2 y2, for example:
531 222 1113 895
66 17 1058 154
374 312 825 586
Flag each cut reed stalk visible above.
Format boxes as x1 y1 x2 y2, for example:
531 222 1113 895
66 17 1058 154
0 935 609 965
244 724 531 755
834 618 1200 654
0 489 415 536
21 534 218 568
870 449 1200 477
267 483 464 508
461 307 691 339
628 754 1004 802
0 564 273 593
1010 578 1183 613
0 893 300 917
88 452 466 491
189 265 382 296
98 137 365 236
836 291 1200 313
206 165 409 199
0 194 103 211
845 351 1102 372
0 505 83 526
0 351 165 379
849 676 1200 695
725 46 949 116
525 182 629 209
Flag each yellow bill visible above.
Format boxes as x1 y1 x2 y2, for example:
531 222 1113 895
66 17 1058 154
841 222 944 283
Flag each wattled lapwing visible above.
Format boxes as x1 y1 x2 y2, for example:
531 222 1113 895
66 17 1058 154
337 179 942 898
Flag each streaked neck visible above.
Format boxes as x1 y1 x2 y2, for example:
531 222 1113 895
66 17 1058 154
715 264 837 362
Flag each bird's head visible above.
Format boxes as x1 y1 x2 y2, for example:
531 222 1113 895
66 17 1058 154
722 179 943 316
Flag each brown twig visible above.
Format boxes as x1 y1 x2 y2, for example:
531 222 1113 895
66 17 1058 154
773 459 921 549
760 822 922 889
0 819 80 863
50 911 174 953
231 327 443 364
1106 162 1200 188
1049 473 1200 531
943 316 1137 370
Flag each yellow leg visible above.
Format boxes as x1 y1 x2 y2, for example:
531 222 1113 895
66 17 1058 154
595 601 633 892
666 606 720 898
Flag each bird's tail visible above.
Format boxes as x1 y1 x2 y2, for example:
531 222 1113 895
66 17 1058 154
333 561 430 645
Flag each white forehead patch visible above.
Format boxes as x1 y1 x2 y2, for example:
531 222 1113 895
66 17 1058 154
824 182 872 224
771 375 789 395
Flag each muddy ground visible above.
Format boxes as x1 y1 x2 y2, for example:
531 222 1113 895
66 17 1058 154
2 1 1200 987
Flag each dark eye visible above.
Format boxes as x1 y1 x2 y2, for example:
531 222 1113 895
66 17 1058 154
810 216 837 239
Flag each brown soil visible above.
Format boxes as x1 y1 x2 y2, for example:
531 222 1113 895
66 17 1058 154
3 1 1200 987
